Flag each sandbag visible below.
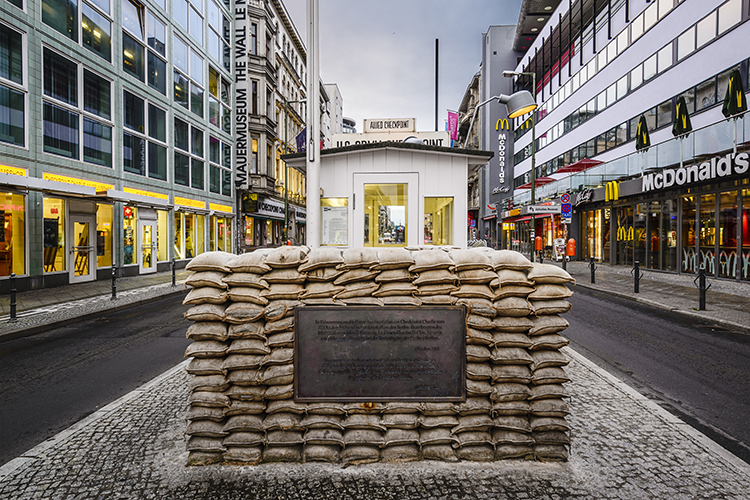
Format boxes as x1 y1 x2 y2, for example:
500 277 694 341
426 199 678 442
186 251 233 272
265 246 309 269
186 271 227 289
224 303 265 324
185 303 227 322
226 252 271 274
184 287 228 305
221 272 269 289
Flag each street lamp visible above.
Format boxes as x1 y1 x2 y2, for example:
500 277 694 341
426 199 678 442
462 91 536 149
281 98 306 244
503 70 537 262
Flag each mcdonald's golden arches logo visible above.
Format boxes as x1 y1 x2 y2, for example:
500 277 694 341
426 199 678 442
605 181 620 202
496 119 510 131
617 225 634 241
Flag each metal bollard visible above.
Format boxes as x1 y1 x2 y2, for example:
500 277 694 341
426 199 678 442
631 260 643 293
9 273 17 322
562 253 567 271
172 257 176 287
111 265 117 300
590 258 597 284
693 265 711 311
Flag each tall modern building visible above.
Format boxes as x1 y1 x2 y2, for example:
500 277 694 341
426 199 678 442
501 0 749 282
0 0 327 290
0 0 237 292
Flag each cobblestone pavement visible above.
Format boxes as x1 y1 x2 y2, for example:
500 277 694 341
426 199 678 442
2 349 749 499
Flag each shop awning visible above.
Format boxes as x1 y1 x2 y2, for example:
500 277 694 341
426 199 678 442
482 214 496 220
516 176 556 189
555 158 603 174
0 172 99 197
101 189 172 209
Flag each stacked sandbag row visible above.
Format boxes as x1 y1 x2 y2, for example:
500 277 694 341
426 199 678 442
181 246 574 465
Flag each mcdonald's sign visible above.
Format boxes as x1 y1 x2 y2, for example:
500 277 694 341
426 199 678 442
605 181 620 202
617 225 634 241
496 119 510 131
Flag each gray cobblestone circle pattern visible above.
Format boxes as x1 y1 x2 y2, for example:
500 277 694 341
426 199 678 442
1 351 749 499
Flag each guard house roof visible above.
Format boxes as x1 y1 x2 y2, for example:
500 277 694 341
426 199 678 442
282 141 493 175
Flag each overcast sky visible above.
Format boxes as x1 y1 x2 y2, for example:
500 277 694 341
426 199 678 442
283 0 523 133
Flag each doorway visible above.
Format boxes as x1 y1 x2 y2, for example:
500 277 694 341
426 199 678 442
139 220 157 274
69 214 96 284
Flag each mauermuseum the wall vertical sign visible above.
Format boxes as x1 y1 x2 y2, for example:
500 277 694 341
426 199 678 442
233 0 249 189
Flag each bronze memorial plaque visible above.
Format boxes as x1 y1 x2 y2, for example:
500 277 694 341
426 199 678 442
294 306 466 402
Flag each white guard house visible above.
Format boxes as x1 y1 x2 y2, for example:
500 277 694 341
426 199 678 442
283 142 493 248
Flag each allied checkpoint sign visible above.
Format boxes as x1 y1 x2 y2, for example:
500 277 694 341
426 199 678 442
295 306 466 402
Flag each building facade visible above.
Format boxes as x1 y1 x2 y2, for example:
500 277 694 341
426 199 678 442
1 0 236 291
501 0 750 282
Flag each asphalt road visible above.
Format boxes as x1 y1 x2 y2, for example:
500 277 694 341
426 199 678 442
566 285 750 464
0 294 191 466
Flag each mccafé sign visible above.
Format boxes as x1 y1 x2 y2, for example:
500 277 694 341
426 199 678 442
642 152 749 192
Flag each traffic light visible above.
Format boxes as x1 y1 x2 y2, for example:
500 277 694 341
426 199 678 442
635 115 650 151
672 96 693 137
722 69 747 118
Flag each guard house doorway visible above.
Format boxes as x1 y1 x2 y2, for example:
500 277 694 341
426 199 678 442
353 173 419 247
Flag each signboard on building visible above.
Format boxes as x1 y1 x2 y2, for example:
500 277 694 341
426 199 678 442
363 118 416 133
233 0 249 189
331 131 450 149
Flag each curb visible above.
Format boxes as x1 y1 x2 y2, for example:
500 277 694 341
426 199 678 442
563 347 750 477
0 285 188 345
0 359 190 480
572 282 750 335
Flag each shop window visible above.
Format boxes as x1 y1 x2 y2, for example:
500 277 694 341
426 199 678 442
174 212 184 258
0 193 25 276
196 214 205 254
185 212 196 258
96 203 112 267
718 191 738 279
157 209 169 261
217 217 226 251
634 203 648 266
615 206 633 266
364 184 407 247
699 194 716 275
123 205 138 265
209 215 217 250
682 196 697 273
742 189 750 281
424 197 453 246
43 198 66 272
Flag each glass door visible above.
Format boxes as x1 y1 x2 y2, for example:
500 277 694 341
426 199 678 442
69 214 96 284
139 221 157 274
353 173 419 248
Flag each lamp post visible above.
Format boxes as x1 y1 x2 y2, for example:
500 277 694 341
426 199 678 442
503 70 537 262
461 83 537 259
281 98 306 244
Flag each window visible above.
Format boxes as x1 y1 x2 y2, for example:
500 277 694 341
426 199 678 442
696 11 717 49
207 0 230 71
630 12 644 42
123 32 144 81
677 27 695 61
718 0 742 34
209 136 232 196
43 0 112 60
616 75 628 101
174 117 204 189
250 23 257 55
208 66 231 133
695 77 716 111
656 99 672 128
657 0 673 18
189 0 204 44
630 65 643 90
123 90 167 180
643 54 657 81
173 36 203 117
657 44 672 73
42 48 112 166
0 23 25 147
424 197 453 246
146 13 167 95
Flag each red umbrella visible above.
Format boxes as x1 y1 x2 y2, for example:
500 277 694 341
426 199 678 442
555 158 602 174
516 176 557 189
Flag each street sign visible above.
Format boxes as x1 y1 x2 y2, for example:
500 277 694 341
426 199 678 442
526 205 562 214
561 203 572 216
560 193 571 204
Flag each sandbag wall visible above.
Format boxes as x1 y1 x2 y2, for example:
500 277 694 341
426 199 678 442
182 246 574 465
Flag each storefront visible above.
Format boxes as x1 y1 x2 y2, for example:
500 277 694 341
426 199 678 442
209 203 235 253
576 150 750 281
241 195 303 249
